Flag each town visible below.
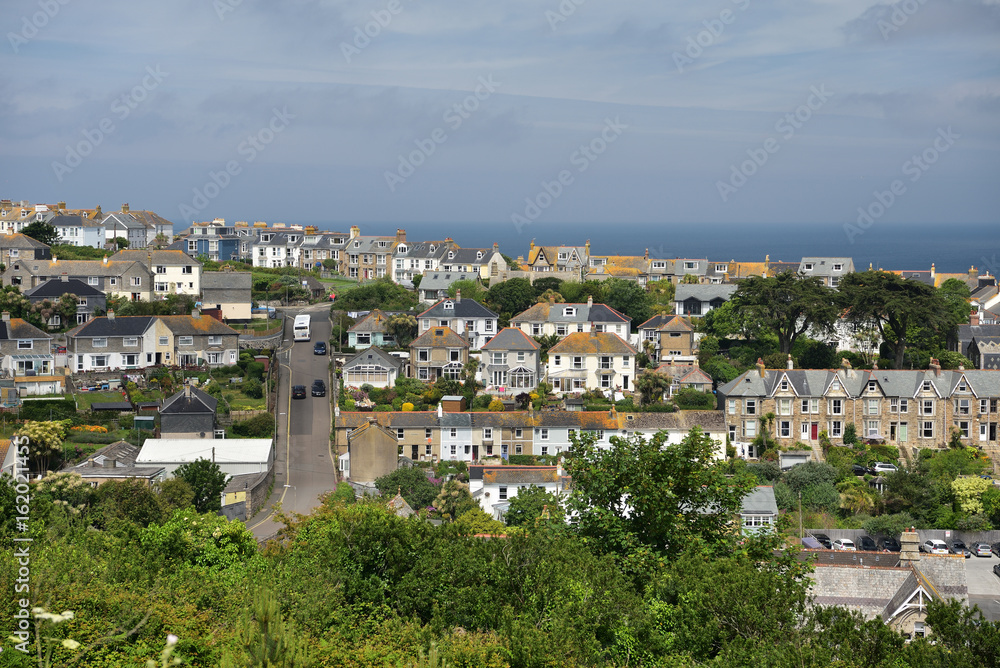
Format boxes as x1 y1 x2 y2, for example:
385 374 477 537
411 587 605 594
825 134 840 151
2 198 999 665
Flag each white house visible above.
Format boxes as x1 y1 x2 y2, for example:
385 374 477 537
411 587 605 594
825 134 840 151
417 294 498 350
136 438 274 477
546 331 637 393
468 465 564 521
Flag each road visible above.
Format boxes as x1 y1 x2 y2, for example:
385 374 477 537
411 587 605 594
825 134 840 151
248 304 337 540
966 551 1000 621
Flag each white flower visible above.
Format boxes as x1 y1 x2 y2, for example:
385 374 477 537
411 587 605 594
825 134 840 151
166 634 179 646
62 638 81 650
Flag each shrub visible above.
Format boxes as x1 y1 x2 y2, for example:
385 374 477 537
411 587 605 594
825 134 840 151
246 361 265 381
474 394 493 409
232 413 275 438
401 402 414 412
842 423 858 446
673 388 716 410
243 378 263 399
488 398 505 412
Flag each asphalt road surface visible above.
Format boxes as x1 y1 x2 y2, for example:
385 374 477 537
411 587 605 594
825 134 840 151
249 305 337 540
966 550 1000 621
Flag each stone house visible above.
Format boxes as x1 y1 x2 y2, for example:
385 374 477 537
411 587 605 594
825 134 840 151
479 327 543 391
340 419 399 482
417 294 498 350
637 314 696 363
0 233 52 270
654 360 714 397
66 313 158 371
546 331 637 393
110 249 202 298
156 313 240 367
409 326 469 382
23 277 107 328
4 257 153 301
341 228 400 280
524 240 589 276
511 296 631 340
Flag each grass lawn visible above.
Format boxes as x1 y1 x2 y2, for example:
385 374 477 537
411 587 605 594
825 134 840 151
73 391 127 411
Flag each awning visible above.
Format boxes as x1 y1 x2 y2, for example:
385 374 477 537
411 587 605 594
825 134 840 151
10 354 53 361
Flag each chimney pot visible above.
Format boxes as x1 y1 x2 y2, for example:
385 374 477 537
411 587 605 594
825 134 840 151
787 354 793 370
107 310 115 321
192 309 200 318
587 295 593 307
61 273 68 281
456 289 461 304
1 312 9 323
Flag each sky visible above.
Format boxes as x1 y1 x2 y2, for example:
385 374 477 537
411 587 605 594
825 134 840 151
1 0 998 238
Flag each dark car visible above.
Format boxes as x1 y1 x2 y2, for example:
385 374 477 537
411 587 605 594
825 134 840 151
948 541 972 558
993 542 1000 557
811 533 833 549
852 464 868 476
292 385 307 399
880 537 902 552
858 535 878 552
311 379 326 397
994 563 1000 579
313 341 327 355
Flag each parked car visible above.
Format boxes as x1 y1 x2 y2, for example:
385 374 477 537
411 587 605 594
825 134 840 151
872 462 898 474
858 535 878 552
314 341 327 355
291 385 307 399
921 539 949 555
973 543 992 557
311 379 326 397
852 464 868 476
994 563 1000 579
833 539 857 551
948 541 971 558
880 537 902 552
811 533 833 549
993 542 1000 557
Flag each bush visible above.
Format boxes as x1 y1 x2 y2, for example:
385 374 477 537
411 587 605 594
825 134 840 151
747 461 781 484
673 388 716 410
20 399 77 421
842 423 858 446
474 394 493 409
243 378 263 399
401 402 414 412
246 361 265 381
488 398 505 412
231 413 275 438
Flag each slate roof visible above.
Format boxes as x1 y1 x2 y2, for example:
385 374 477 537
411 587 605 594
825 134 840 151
349 309 394 333
675 284 738 302
718 367 1000 399
418 272 479 292
30 259 145 277
586 255 649 277
446 248 495 264
410 326 469 349
201 271 252 303
741 486 779 515
23 278 105 299
66 440 140 468
419 298 497 319
548 331 636 355
343 346 404 372
160 386 218 415
799 257 854 275
637 313 676 330
69 315 156 338
0 233 50 250
481 327 540 351
482 466 559 486
158 315 239 336
0 318 52 340
49 214 105 229
110 249 200 266
511 302 630 324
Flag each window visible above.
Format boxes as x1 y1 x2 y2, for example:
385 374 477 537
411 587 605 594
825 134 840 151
182 265 193 274
485 320 493 332
728 399 737 414
418 349 429 362
109 277 117 286
804 263 814 271
396 429 404 440
131 277 141 286
981 399 990 414
599 356 612 370
425 443 432 456
743 420 757 438
573 356 583 369
556 325 567 336
92 355 108 368
449 350 461 362
868 380 877 392
830 399 843 415
538 428 548 440
92 338 107 348
833 263 843 272
483 428 493 440
531 324 541 336
207 352 221 364
778 399 791 416
780 379 789 391
866 420 880 438
178 336 194 346
516 351 525 363
418 368 429 380
156 266 167 274
921 421 934 438
515 428 523 438
209 335 222 346
955 399 970 415
17 340 32 350
88 276 99 285
922 380 932 391
830 421 843 438
159 336 169 346
123 337 138 347
563 307 576 317
449 428 457 438
955 421 970 438
155 282 168 292
123 353 138 367
779 421 791 438
920 400 935 416
600 375 612 389
499 486 508 500
745 399 756 415
867 399 879 416
491 352 506 365
425 428 432 440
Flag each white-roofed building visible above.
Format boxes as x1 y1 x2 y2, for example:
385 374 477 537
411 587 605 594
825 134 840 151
135 438 274 477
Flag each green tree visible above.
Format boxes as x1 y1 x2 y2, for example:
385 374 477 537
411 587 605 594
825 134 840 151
113 236 129 249
564 427 751 577
485 278 534 326
532 333 561 362
94 478 165 528
174 458 228 513
333 278 418 311
635 368 671 405
453 506 506 535
840 270 950 369
729 273 839 354
602 277 651 329
672 387 716 410
952 476 991 514
504 486 565 528
384 314 418 348
558 280 604 304
433 479 476 521
374 467 439 509
156 478 195 513
220 588 311 668
16 419 68 473
923 599 1000 661
531 276 563 295
646 278 675 308
446 279 485 303
22 220 59 245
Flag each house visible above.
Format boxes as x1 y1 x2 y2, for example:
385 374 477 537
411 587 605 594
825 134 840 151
348 309 400 350
469 465 563 521
109 249 202 297
585 254 652 285
798 257 854 288
409 326 469 382
417 272 480 302
479 327 543 391
23 277 107 329
299 275 326 300
251 230 305 268
807 529 967 639
438 245 506 282
48 214 107 248
674 284 738 316
740 486 778 535
955 321 1000 369
102 212 151 249
342 347 404 389
0 199 42 234
159 384 219 438
524 240 589 276
4 257 152 300
340 419 399 482
64 440 165 486
967 336 1000 370
200 270 252 321
511 296 631 339
672 258 709 283
113 204 173 247
717 359 1000 454
296 231 350 271
392 237 456 286
546 331 637 393
156 313 240 367
0 233 52 268
417 294 498 350
173 225 242 261
638 314 696 363
386 491 416 518
654 359 714 396
340 227 401 280
0 314 59 394
136 438 273 477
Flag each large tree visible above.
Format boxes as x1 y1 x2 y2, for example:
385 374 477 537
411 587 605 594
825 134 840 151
384 314 418 348
602 277 651 329
729 273 838 354
839 270 949 369
485 277 535 326
505 486 565 528
174 458 228 513
374 466 439 509
21 221 59 246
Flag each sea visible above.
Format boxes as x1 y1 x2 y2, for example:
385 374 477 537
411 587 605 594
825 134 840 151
292 221 1000 276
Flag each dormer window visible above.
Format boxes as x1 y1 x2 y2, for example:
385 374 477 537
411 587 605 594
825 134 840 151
443 300 454 310
429 244 436 253
804 263 814 271
563 307 576 317
684 261 697 270
958 381 967 392
397 244 407 253
448 251 455 259
558 252 567 260
780 379 788 391
354 240 360 248
476 251 483 259
833 263 843 272
715 264 728 272
868 380 877 392
922 380 931 391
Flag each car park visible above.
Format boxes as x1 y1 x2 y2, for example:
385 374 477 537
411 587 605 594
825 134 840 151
811 533 833 549
858 535 878 551
993 542 1000 557
311 379 326 397
880 537 901 552
994 563 1000 579
920 539 949 555
832 539 857 551
314 341 327 355
948 541 971 558
973 543 992 557
292 385 307 399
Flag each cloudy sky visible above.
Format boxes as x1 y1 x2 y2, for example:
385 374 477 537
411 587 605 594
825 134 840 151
1 0 997 233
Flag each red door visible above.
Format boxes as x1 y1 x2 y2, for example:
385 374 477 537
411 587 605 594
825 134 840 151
811 423 819 440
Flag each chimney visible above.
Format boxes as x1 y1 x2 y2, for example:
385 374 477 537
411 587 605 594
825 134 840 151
899 528 920 566
971 310 980 326
57 201 66 210
102 255 108 265
192 309 200 318
585 239 590 255
87 458 95 467
437 402 443 418
492 242 499 252
929 358 941 376
184 383 191 399
590 324 597 337
587 295 593 308
349 225 360 239
756 357 765 378
969 265 979 281
787 354 793 370
530 239 535 251
455 289 461 304
841 357 852 371
692 357 699 369
106 309 115 322
930 263 936 280
958 363 965 371
644 248 649 260
122 203 129 213
61 272 68 282
1 312 9 323
396 228 406 243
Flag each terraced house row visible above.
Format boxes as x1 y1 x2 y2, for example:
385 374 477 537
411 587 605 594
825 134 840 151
718 359 1000 453
334 408 726 463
